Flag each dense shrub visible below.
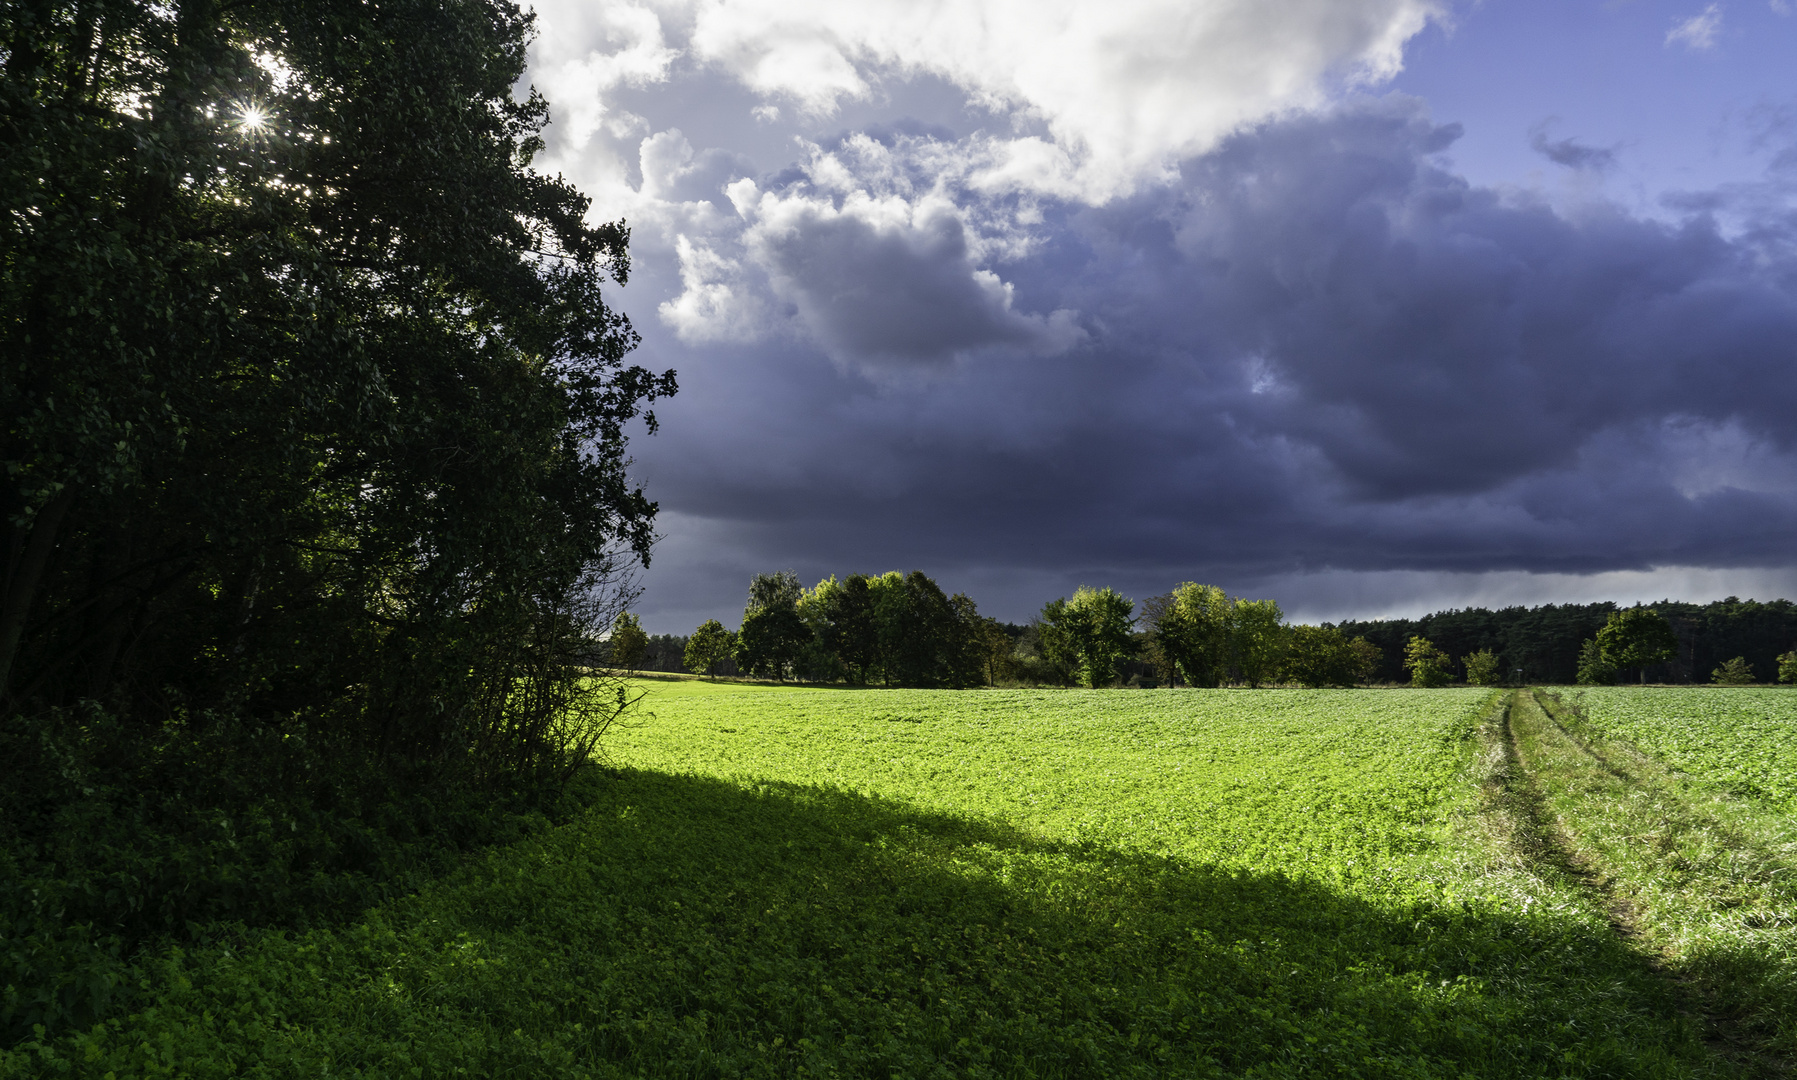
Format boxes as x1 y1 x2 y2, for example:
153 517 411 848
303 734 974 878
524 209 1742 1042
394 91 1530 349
2 0 662 1045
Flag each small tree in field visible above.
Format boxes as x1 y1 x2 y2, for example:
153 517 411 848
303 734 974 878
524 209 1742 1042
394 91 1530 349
1712 657 1756 685
737 605 806 680
1346 637 1383 685
1779 650 1797 685
736 571 808 680
609 613 649 670
1149 583 1234 688
1405 636 1451 688
1463 649 1501 687
684 620 736 678
1283 625 1364 688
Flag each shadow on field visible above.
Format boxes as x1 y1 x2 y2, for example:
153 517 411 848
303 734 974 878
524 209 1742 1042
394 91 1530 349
407 767 1718 1079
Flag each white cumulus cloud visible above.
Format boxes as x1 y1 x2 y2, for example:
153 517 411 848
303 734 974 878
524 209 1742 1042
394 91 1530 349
676 0 1442 201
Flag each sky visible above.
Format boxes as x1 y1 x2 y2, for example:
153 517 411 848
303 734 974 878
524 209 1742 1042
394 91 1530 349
521 0 1797 632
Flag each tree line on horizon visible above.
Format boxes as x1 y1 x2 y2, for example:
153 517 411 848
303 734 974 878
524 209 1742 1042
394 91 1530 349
616 581 1797 689
610 576 1384 688
1333 596 1797 686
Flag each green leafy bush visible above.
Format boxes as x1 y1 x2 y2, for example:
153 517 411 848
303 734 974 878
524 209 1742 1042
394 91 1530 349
1404 636 1452 687
1712 656 1756 685
1463 649 1502 686
1577 638 1617 685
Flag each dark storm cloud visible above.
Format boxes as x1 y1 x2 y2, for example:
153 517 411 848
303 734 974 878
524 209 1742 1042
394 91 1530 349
628 97 1797 627
746 199 1069 364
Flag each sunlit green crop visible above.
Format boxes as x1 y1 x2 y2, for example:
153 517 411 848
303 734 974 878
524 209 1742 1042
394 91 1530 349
1565 687 1797 809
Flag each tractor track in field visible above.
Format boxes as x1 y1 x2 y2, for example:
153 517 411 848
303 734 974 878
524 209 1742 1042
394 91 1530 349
1492 689 1791 1078
1495 691 1653 947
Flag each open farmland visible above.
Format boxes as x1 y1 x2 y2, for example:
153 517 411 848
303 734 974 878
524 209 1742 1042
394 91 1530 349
1559 687 1797 811
14 685 1766 1079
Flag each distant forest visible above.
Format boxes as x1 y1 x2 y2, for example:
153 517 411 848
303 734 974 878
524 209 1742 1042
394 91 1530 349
635 597 1797 685
1332 597 1797 685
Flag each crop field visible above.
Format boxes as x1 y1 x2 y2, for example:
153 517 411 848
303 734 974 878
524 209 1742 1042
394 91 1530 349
1511 689 1797 1072
13 686 1797 1078
1559 687 1797 811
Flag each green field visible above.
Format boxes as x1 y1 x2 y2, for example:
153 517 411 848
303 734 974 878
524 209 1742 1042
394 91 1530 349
1561 687 1797 811
10 686 1797 1077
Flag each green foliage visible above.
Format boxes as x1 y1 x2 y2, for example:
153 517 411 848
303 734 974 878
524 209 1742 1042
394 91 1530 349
1143 587 1296 688
1036 586 1135 688
1711 656 1756 685
973 618 1019 686
1336 597 1797 686
1576 638 1616 685
809 575 879 683
1463 649 1502 687
745 571 804 617
608 613 649 671
736 605 807 680
8 687 1727 1077
2 0 670 767
1404 636 1452 688
1568 687 1797 811
784 571 986 688
1229 599 1287 688
1596 608 1679 684
1 0 668 1043
683 620 736 678
1282 625 1377 687
737 573 806 680
1782 650 1797 685
1145 583 1233 687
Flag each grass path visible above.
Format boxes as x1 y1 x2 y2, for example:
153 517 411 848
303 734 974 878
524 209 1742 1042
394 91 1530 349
1499 689 1797 1076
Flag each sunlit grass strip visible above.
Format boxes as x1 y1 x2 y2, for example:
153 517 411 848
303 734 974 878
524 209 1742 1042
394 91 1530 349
1522 689 1797 1065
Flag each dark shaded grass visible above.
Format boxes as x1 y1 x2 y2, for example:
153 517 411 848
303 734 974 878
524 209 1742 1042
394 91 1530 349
0 707 602 1047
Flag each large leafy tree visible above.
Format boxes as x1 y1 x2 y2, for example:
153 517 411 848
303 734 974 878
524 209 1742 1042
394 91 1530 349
1595 607 1678 684
1146 582 1233 687
1230 599 1287 688
1 0 673 777
736 571 805 680
1038 586 1135 689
